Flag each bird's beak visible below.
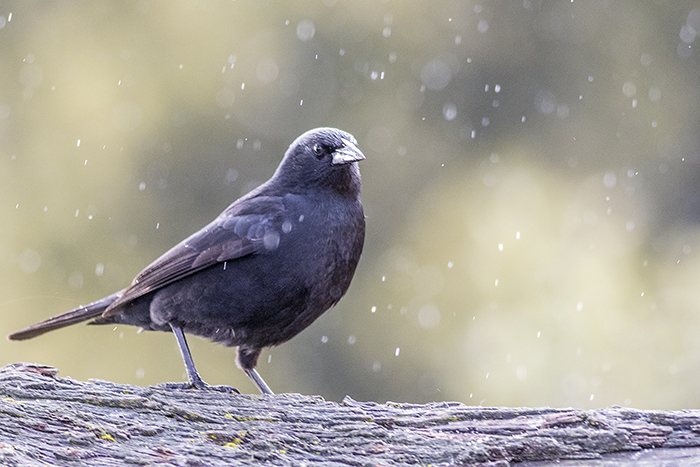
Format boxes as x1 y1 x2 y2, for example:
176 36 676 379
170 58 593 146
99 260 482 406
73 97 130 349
332 139 366 165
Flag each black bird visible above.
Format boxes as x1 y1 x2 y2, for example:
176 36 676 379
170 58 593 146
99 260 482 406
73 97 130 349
8 127 366 395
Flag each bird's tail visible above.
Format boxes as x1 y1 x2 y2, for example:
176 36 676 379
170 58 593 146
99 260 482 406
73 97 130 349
7 290 124 341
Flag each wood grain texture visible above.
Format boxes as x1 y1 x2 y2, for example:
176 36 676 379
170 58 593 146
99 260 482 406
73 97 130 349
1 363 699 466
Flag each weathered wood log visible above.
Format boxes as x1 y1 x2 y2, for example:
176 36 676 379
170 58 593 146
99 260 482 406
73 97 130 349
1 363 700 466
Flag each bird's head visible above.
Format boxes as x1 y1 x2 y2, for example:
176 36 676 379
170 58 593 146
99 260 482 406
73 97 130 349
272 127 365 196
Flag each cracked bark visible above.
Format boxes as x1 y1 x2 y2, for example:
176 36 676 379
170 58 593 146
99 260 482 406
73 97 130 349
1 363 700 466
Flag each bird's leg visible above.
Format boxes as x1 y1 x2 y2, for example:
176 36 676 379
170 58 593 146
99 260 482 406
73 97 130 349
245 368 274 395
163 323 240 393
170 323 207 388
237 346 274 394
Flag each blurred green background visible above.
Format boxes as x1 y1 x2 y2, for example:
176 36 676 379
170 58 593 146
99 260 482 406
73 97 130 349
2 0 700 410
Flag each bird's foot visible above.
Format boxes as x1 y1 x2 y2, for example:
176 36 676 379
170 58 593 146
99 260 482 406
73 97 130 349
157 381 240 394
203 384 241 394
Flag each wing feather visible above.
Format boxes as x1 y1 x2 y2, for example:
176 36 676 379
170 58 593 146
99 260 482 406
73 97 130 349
103 196 285 316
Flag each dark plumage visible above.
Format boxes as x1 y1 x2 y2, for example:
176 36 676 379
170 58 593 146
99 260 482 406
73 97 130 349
8 127 366 394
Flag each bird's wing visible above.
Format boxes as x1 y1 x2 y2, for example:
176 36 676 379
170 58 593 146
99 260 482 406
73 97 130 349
103 195 285 316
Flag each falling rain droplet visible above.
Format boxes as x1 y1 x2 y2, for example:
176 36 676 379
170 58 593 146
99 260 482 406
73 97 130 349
443 102 457 121
296 20 316 42
603 172 617 188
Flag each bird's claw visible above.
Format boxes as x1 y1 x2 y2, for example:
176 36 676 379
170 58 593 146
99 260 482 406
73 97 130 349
205 384 241 394
157 381 240 394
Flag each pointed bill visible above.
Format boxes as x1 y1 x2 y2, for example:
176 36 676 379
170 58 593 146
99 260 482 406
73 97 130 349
332 138 366 165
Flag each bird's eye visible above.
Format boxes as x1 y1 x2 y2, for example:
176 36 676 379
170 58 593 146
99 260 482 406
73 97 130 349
313 144 324 157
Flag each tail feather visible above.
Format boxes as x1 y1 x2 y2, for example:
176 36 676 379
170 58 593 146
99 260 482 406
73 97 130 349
7 290 123 341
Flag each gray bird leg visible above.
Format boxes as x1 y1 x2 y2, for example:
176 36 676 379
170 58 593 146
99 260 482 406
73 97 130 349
166 324 240 393
245 368 274 395
170 323 208 389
